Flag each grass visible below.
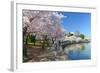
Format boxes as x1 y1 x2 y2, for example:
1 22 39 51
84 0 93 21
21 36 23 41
27 40 52 49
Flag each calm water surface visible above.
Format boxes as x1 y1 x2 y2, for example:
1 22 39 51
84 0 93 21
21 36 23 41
64 43 91 60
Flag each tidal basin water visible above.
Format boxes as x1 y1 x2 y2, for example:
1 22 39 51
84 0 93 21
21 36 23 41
25 43 91 62
64 43 91 60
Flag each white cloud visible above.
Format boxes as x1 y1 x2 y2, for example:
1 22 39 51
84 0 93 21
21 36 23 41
53 12 67 19
61 27 67 32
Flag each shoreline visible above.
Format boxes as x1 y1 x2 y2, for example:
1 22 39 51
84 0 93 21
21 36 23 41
61 40 90 49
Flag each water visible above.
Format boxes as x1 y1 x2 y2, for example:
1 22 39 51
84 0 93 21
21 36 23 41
64 43 91 60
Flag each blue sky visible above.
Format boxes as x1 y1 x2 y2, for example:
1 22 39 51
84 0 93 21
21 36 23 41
59 12 91 38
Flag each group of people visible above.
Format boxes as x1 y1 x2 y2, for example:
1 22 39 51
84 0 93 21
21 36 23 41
53 40 63 52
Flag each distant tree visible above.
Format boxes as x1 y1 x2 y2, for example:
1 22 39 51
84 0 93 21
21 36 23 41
80 34 85 39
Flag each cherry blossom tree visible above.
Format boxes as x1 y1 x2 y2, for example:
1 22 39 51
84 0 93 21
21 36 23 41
22 10 66 57
22 9 66 54
23 10 66 38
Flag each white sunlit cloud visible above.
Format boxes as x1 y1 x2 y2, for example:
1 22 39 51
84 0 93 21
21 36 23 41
61 26 67 32
53 12 67 19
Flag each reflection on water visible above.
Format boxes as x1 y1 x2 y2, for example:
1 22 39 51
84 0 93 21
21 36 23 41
64 43 91 60
25 43 91 62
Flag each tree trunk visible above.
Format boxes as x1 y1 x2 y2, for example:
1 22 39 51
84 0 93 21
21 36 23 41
23 34 28 58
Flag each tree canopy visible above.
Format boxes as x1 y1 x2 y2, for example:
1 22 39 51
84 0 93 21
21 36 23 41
22 10 66 40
